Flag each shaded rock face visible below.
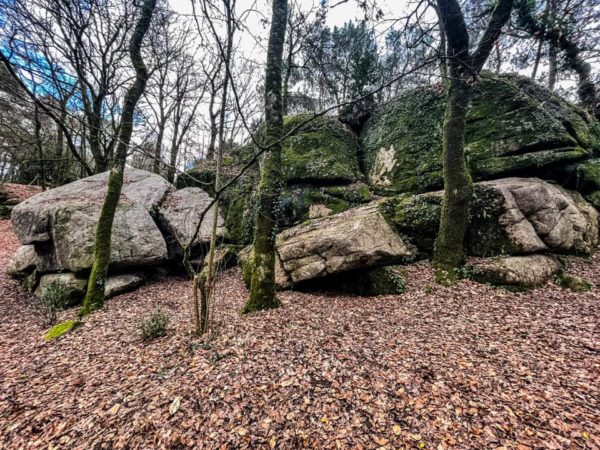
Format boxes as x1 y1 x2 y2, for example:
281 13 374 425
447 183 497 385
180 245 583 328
361 75 600 194
158 187 226 257
468 254 560 289
9 168 225 304
6 245 37 277
278 182 373 227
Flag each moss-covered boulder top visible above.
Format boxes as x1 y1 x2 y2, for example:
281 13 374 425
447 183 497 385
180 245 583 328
280 114 363 184
361 74 600 194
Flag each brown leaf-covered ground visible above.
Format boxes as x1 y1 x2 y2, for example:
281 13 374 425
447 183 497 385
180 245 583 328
0 219 599 449
0 183 42 204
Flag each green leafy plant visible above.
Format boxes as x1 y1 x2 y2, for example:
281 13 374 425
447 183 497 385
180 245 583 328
139 310 169 341
35 280 71 325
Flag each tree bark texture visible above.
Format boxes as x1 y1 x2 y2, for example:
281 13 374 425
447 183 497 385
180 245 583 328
242 0 288 314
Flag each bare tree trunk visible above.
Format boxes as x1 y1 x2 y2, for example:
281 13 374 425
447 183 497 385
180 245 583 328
0 54 93 176
517 0 597 115
531 38 543 80
152 118 166 174
34 104 46 191
242 0 288 314
548 42 557 90
81 0 157 315
197 0 235 334
433 2 447 82
282 36 294 115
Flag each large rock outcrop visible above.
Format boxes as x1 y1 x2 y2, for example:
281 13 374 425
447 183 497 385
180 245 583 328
381 178 598 257
255 178 598 290
179 114 370 240
9 168 226 305
11 169 172 271
361 74 600 194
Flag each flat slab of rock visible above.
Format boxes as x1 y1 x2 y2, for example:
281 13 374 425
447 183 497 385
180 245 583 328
469 254 560 288
104 274 145 298
158 188 226 254
275 203 414 286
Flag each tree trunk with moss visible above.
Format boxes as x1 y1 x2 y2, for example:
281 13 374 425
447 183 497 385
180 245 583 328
433 77 473 273
242 0 288 314
432 0 513 277
80 0 157 316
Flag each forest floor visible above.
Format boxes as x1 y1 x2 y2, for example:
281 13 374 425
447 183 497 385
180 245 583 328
0 219 599 450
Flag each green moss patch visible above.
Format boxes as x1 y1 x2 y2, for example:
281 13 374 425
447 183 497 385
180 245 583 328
281 115 363 184
279 182 372 227
44 319 80 341
362 74 600 194
555 273 593 292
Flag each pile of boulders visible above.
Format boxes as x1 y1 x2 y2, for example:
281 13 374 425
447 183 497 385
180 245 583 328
8 169 224 303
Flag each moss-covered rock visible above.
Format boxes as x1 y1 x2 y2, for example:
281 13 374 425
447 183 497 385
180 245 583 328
362 74 600 194
281 114 363 184
379 178 598 258
378 185 514 256
279 182 372 227
234 114 363 185
547 158 600 197
555 273 593 292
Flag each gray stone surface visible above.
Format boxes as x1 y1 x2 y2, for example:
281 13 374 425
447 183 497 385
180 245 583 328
469 254 561 288
6 245 37 277
12 168 173 245
158 187 226 253
36 272 146 306
11 169 174 272
274 203 414 287
482 178 598 255
104 274 145 298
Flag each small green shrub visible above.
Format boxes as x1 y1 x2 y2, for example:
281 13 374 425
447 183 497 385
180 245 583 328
556 273 593 293
35 281 71 325
139 310 169 341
